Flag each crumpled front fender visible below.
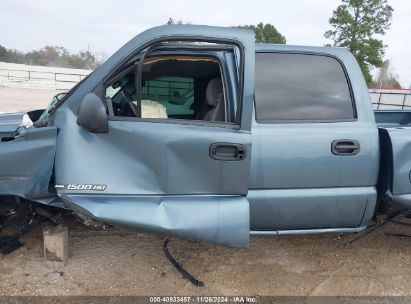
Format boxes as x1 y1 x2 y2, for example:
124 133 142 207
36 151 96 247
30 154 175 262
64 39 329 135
0 127 57 199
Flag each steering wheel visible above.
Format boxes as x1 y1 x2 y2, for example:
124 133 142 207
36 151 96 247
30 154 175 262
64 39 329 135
121 90 139 117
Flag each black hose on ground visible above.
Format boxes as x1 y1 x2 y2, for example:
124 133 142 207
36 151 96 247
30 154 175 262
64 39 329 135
344 209 411 245
162 237 204 287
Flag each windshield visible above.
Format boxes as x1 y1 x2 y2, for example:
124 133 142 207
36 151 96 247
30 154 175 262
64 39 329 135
37 72 93 123
37 92 67 123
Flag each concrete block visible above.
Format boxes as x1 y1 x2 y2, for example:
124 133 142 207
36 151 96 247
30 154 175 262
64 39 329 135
43 224 68 268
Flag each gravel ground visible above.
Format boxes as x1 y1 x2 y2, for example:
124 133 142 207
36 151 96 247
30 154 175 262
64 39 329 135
0 87 411 297
0 87 56 113
0 217 411 296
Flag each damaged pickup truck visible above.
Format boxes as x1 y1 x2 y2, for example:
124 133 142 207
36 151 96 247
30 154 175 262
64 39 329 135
1 25 411 249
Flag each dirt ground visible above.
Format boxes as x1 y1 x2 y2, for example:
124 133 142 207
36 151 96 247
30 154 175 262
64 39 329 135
1 87 411 297
0 217 411 296
0 87 56 113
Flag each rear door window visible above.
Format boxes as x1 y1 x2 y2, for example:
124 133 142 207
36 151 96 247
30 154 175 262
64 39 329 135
255 53 355 122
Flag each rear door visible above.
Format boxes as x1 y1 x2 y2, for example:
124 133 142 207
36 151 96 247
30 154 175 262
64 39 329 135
54 26 255 248
249 50 379 231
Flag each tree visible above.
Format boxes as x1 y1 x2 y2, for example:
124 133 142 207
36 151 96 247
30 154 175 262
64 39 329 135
234 23 286 44
373 60 401 88
166 18 184 25
324 0 393 85
0 45 25 64
0 44 105 69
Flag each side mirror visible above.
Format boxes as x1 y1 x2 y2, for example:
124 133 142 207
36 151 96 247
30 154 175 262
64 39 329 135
77 93 108 133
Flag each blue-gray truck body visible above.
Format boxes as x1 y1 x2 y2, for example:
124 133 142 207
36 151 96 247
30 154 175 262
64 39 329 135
1 25 411 248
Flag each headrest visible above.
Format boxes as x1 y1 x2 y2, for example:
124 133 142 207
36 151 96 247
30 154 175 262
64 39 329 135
206 78 223 106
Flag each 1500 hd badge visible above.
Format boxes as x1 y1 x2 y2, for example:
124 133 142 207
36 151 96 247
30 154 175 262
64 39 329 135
55 184 107 191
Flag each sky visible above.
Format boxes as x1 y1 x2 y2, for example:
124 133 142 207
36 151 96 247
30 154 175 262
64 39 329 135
1 0 410 87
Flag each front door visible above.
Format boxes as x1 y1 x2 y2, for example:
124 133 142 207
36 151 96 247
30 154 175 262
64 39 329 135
53 26 255 248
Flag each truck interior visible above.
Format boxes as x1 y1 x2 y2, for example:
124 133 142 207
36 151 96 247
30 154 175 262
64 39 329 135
105 53 232 123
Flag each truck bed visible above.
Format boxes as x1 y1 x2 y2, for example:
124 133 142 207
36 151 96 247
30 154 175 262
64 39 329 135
375 110 411 209
374 110 411 128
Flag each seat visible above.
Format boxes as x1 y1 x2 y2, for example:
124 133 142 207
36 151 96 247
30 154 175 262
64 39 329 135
204 78 225 122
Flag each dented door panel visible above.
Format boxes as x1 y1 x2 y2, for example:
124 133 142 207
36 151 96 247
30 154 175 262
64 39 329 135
0 127 57 198
61 194 249 248
55 118 251 195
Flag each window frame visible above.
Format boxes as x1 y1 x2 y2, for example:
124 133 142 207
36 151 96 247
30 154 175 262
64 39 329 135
136 55 225 120
102 42 243 130
254 51 358 124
